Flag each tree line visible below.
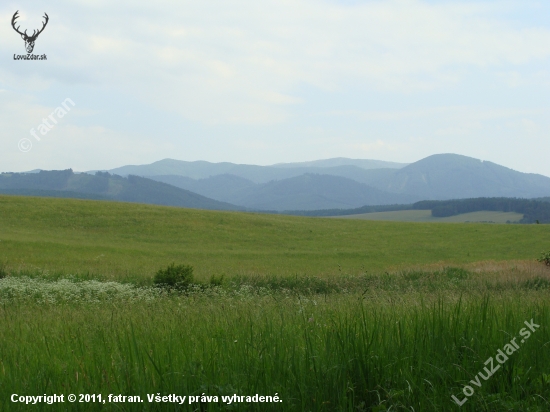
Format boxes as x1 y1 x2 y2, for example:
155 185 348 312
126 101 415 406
287 197 550 223
413 198 550 223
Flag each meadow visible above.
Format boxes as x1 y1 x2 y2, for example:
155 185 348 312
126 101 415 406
334 210 524 223
0 196 547 281
1 195 550 411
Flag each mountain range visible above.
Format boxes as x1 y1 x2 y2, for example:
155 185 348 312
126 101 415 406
101 158 405 184
3 154 550 212
105 154 550 211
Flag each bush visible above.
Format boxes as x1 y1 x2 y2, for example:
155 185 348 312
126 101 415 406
537 251 550 266
209 274 225 287
153 263 194 290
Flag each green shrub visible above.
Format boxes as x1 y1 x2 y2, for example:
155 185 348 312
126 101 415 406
209 274 225 287
153 263 194 290
0 264 7 279
537 251 550 266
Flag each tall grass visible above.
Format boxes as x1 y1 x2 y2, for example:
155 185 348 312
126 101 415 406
2 195 550 410
1 276 549 411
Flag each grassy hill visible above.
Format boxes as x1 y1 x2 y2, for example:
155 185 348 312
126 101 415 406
0 195 548 281
2 195 550 411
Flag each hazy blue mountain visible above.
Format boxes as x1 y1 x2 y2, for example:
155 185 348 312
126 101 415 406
149 173 418 210
0 170 243 211
104 159 247 180
372 154 550 199
100 159 400 184
233 174 418 210
7 153 550 213
149 174 257 202
270 158 407 169
136 153 550 210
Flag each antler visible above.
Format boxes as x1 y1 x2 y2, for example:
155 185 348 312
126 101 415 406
31 13 49 39
11 11 27 37
11 11 49 40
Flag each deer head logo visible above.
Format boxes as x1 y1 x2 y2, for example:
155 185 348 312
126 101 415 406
11 11 49 54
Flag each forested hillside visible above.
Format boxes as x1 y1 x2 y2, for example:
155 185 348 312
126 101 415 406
0 170 242 211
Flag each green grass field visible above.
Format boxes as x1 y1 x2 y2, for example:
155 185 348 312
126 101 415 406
0 195 545 282
334 209 524 223
1 195 550 411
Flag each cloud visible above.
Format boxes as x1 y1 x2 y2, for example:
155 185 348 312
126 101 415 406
1 1 550 174
0 90 171 171
2 0 550 125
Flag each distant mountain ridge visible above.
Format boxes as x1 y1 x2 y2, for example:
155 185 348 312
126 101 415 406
372 154 550 199
3 154 550 213
123 154 550 210
149 173 418 211
100 158 403 184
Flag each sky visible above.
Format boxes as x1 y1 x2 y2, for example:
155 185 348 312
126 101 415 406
1 0 549 175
